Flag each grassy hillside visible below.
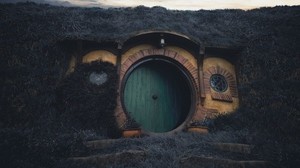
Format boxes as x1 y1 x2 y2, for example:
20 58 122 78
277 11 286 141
0 2 299 168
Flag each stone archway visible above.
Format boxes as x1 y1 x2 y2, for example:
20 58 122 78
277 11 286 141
115 48 200 133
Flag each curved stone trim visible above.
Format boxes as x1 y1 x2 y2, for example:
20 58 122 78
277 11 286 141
115 48 200 129
114 96 127 128
120 48 199 92
203 66 238 101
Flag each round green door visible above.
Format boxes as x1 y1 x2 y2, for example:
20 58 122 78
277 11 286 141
124 60 191 133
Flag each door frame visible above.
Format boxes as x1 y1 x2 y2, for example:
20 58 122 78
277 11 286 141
120 56 197 134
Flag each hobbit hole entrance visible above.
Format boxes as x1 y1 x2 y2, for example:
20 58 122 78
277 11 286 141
123 58 192 133
61 31 240 135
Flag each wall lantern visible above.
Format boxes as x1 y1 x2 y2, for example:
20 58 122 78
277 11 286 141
160 38 165 48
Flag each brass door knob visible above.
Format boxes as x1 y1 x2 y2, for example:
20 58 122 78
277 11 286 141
152 95 158 100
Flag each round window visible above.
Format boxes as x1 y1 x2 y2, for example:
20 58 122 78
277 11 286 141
210 74 228 92
89 71 108 85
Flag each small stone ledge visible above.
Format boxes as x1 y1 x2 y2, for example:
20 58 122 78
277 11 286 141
70 150 146 166
83 139 119 149
211 92 233 102
180 156 271 168
207 143 254 154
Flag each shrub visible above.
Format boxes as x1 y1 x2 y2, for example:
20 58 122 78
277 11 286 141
57 61 120 137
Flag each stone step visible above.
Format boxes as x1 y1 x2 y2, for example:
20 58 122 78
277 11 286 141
83 139 119 149
208 143 254 154
69 150 146 167
180 156 272 168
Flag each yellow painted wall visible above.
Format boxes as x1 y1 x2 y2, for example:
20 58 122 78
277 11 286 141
82 50 117 65
66 50 117 74
202 57 239 114
203 57 235 75
203 95 239 114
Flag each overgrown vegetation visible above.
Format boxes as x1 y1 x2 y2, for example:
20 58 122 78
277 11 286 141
57 61 119 136
0 2 299 168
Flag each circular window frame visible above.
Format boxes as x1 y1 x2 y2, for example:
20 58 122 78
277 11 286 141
210 74 228 93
